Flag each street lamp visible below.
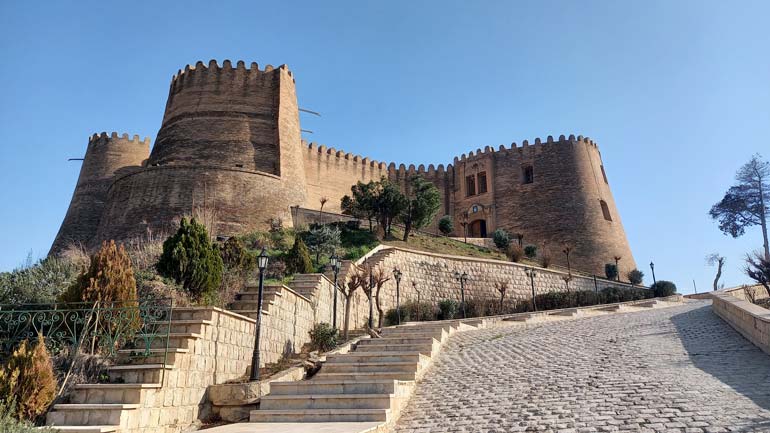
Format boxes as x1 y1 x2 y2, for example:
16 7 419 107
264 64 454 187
453 271 469 318
393 268 403 325
525 268 537 312
330 253 341 328
649 261 657 286
412 281 421 321
250 248 269 381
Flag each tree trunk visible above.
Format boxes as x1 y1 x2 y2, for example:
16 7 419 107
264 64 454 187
375 287 384 328
712 260 723 291
343 294 352 340
403 220 412 242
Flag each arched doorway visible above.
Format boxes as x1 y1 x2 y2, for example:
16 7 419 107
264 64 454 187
469 219 487 238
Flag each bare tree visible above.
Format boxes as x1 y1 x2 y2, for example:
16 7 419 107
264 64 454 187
319 197 328 218
494 282 508 313
744 285 758 304
745 251 770 293
342 266 365 340
370 266 392 328
562 244 573 277
705 253 726 291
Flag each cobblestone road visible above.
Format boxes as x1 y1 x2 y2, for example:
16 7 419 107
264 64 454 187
393 301 770 432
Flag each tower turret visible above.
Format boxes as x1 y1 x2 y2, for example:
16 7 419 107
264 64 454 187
50 132 150 254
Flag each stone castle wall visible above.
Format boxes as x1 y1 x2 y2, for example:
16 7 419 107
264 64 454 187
52 59 637 276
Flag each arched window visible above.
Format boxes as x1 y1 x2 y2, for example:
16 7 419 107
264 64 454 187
522 165 534 184
600 200 612 221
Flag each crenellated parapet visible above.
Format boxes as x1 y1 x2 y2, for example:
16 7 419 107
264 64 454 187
453 134 598 164
168 59 293 95
88 131 151 147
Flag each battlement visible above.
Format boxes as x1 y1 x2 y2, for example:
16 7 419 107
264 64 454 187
88 132 151 146
169 59 293 93
453 134 598 164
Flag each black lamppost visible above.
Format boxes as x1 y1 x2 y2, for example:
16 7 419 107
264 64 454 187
393 268 403 325
649 261 657 286
330 253 341 328
526 268 537 311
412 282 421 321
250 248 269 381
453 271 468 318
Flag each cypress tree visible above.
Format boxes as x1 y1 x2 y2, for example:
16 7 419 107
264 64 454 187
157 218 223 300
285 237 314 274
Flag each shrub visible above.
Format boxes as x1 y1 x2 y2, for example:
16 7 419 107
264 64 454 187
285 238 314 274
604 263 618 280
0 255 81 305
651 280 677 297
437 299 459 320
384 301 436 325
507 244 524 262
627 269 644 285
438 215 453 236
157 218 224 301
344 245 371 260
219 237 256 272
539 247 552 268
265 259 287 280
0 400 55 433
0 335 57 421
304 224 342 264
492 229 511 250
309 322 338 352
524 245 537 259
61 240 138 305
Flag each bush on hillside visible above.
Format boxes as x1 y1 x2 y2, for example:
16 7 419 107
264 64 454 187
219 237 256 272
437 299 459 320
59 240 137 305
309 322 338 352
285 238 314 275
0 255 81 305
524 245 537 259
539 247 552 268
651 280 677 297
0 400 55 433
384 301 436 325
438 215 453 236
0 335 57 422
493 229 511 250
157 218 223 301
604 263 618 280
627 269 644 285
507 244 524 263
304 224 342 264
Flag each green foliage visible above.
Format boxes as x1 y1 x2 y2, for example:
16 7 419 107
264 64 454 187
156 218 223 301
60 240 137 305
399 175 441 241
0 335 57 422
438 215 453 236
0 255 80 304
304 224 341 263
650 280 677 297
341 181 379 231
219 237 256 272
377 180 407 237
343 245 371 260
0 400 55 433
309 322 338 352
627 269 644 285
493 229 511 250
437 299 459 320
709 154 770 259
604 263 618 280
524 245 537 259
285 238 314 275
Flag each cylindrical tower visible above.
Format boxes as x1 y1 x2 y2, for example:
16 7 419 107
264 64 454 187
50 132 150 254
489 135 637 277
94 60 307 244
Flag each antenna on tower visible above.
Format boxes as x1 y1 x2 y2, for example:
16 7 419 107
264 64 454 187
68 158 84 161
301 129 314 134
299 108 321 116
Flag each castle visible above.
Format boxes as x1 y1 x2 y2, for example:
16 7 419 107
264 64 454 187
51 60 636 277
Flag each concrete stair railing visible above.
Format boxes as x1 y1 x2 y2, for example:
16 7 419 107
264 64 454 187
45 309 216 433
249 319 483 424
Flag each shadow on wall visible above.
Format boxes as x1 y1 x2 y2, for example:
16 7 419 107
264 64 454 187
670 304 770 415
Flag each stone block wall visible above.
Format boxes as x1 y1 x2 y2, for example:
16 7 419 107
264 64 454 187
712 287 770 356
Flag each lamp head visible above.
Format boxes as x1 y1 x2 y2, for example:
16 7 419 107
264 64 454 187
257 248 269 271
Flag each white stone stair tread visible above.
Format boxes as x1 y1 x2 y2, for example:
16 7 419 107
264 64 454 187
148 319 213 325
46 425 119 433
137 332 202 339
261 393 393 400
74 383 161 389
200 421 382 433
108 363 174 370
52 403 140 410
336 351 423 356
117 348 189 353
253 408 389 415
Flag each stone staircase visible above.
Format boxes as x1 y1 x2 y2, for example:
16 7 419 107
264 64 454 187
46 308 250 433
249 319 483 425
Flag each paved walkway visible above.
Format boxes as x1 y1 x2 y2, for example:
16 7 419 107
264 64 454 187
393 300 770 432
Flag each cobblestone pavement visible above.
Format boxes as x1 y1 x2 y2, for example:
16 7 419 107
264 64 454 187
393 301 770 433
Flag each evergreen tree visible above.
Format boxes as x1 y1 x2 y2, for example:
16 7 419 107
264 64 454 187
438 215 453 236
399 175 441 241
285 237 314 274
157 218 223 300
59 240 137 305
0 335 57 421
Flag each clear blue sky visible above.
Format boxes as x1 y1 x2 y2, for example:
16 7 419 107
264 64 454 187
1 1 768 293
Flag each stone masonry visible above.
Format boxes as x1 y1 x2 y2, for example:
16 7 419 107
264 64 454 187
51 59 636 277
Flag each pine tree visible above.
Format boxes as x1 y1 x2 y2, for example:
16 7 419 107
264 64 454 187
285 238 314 274
59 240 137 305
0 335 57 421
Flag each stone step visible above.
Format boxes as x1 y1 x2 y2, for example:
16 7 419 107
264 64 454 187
107 364 173 384
636 300 660 308
327 352 424 364
250 408 390 423
549 309 580 317
269 380 401 395
357 336 438 346
321 361 419 374
596 305 625 312
354 343 436 355
149 319 212 334
171 308 215 321
260 393 395 410
47 425 119 433
70 383 159 404
148 332 202 349
312 371 417 381
47 404 139 426
234 291 280 301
